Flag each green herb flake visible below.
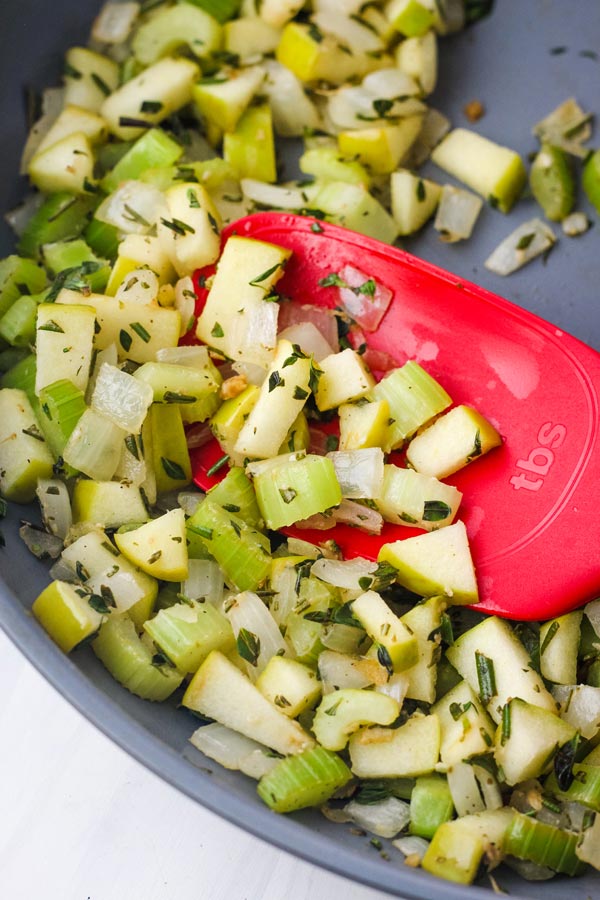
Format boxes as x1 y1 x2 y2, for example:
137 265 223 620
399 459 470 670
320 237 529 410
268 371 285 392
206 454 230 477
249 262 282 290
516 233 535 251
148 550 162 565
140 99 163 114
466 429 482 463
119 329 132 352
416 179 426 202
310 221 324 233
373 98 394 118
188 523 213 540
308 22 324 43
64 62 82 80
237 628 261 666
187 188 200 209
540 619 560 655
38 320 64 333
163 390 197 404
161 457 186 481
207 212 219 235
423 500 451 522
324 697 343 717
318 272 348 289
279 487 297 504
91 72 111 96
501 703 511 745
211 322 224 338
376 644 394 677
293 386 309 400
130 321 151 343
160 217 195 236
325 434 339 452
274 695 291 708
22 425 45 442
475 650 497 705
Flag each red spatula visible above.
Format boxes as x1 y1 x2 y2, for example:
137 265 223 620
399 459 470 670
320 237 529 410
190 212 600 622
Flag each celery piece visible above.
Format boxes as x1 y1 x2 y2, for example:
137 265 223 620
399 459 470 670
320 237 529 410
285 612 326 666
148 403 192 494
96 140 136 175
43 239 110 294
83 218 120 261
33 580 105 653
309 181 400 244
100 129 183 194
63 409 125 482
545 763 600 812
530 144 575 222
253 454 342 531
223 104 277 183
186 499 271 592
134 360 222 425
93 614 184 701
132 4 222 65
0 353 37 404
0 347 28 373
0 294 39 347
18 193 97 260
504 811 587 876
582 148 600 214
257 746 352 813
38 379 87 463
144 599 234 675
371 360 452 451
0 255 47 318
299 146 371 187
185 0 242 23
409 774 454 838
206 467 262 528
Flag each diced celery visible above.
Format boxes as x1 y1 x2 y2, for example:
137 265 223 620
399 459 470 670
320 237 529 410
148 403 192 494
0 294 40 347
38 378 87 466
0 347 28 373
63 408 126 481
185 0 242 23
223 104 277 183
186 499 271 592
134 360 221 425
93 614 184 701
18 193 97 260
100 129 183 194
409 774 454 838
253 454 342 530
206 467 262 529
42 239 110 294
0 255 47 318
0 353 37 404
83 217 120 260
370 360 452 451
504 811 587 875
313 688 399 751
144 599 234 675
545 763 600 812
257 746 352 813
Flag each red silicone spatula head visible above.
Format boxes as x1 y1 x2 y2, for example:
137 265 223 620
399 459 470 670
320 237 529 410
190 212 600 621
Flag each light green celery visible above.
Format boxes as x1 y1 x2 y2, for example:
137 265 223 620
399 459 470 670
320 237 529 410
38 379 87 465
100 129 183 194
93 614 184 701
18 193 97 260
42 238 110 293
0 255 47 317
206 467 262 528
257 746 352 813
83 217 120 261
371 361 452 450
253 455 342 530
0 353 37 404
144 599 234 675
504 811 587 875
186 499 271 592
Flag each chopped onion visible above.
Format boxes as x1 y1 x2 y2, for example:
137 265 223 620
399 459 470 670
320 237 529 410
241 178 306 210
318 650 384 693
312 556 377 590
63 409 126 481
92 2 140 44
49 557 79 583
585 598 600 639
189 723 278 780
485 218 556 275
86 343 119 403
392 835 429 863
503 857 556 881
336 265 393 333
447 762 485 816
115 267 159 305
278 322 334 362
434 185 483 243
328 81 425 130
375 672 410 705
91 362 153 434
312 11 384 54
36 479 72 540
19 523 63 560
576 812 600 869
224 590 289 678
533 98 592 159
343 797 411 838
182 559 225 606
177 490 204 516
327 448 384 499
332 500 383 535
320 623 366 655
261 60 322 137
561 212 590 237
553 684 600 739
472 764 503 810
231 360 267 386
246 451 305 479
5 192 45 236
95 180 167 235
295 512 336 531
156 344 210 369
277 302 339 351
19 87 64 174
403 107 451 169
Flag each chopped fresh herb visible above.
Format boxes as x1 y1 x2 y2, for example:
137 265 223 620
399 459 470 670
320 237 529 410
358 278 376 297
64 62 82 80
324 697 343 716
22 425 45 442
475 651 497 704
308 22 324 43
310 221 324 233
399 512 418 524
579 49 598 60
187 188 200 208
124 435 140 461
249 262 282 289
376 644 394 677
439 613 454 645
119 329 132 352
237 628 261 666
358 575 373 591
540 619 560 655
206 454 230 477
140 99 163 114
75 560 90 582
122 204 150 227
163 390 197 404
211 322 224 339
319 272 348 290
38 320 64 333
279 487 297 504
325 434 339 452
188 523 213 540
91 72 111 96
554 734 580 791
88 592 112 615
160 217 195 236
416 179 426 202
464 0 495 26
148 550 162 565
550 45 567 55
151 650 174 670
274 695 291 708
161 457 186 481
373 98 394 118
423 500 451 522
268 371 285 392
222 504 240 513
130 322 151 343
516 233 535 251
501 703 511 745
207 211 219 235
293 386 309 400
308 362 322 394
118 116 151 129
466 429 482 462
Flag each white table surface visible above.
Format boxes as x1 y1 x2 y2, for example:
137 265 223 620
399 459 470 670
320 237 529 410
0 628 400 900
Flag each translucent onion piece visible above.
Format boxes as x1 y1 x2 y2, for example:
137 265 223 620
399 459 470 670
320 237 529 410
92 2 140 43
320 623 366 655
261 60 322 137
328 75 425 130
576 812 600 869
553 684 600 739
311 556 377 590
156 344 210 368
95 180 167 235
284 537 323 559
562 212 590 237
91 363 153 434
312 11 384 53
533 98 593 159
177 490 204 516
231 360 267 386
485 218 556 276
19 522 64 560
278 322 334 363
115 267 159 305
503 857 556 881
434 185 483 243
63 408 126 481
327 448 385 499
585 598 600 639
337 265 393 333
375 672 410 706
447 761 485 817
403 107 451 169
472 764 503 811
332 500 383 535
225 590 289 679
86 343 119 403
343 797 411 838
182 559 225 606
277 302 339 351
20 87 65 174
392 835 430 863
189 723 278 780
5 192 46 236
36 478 73 539
241 178 306 210
318 650 383 694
